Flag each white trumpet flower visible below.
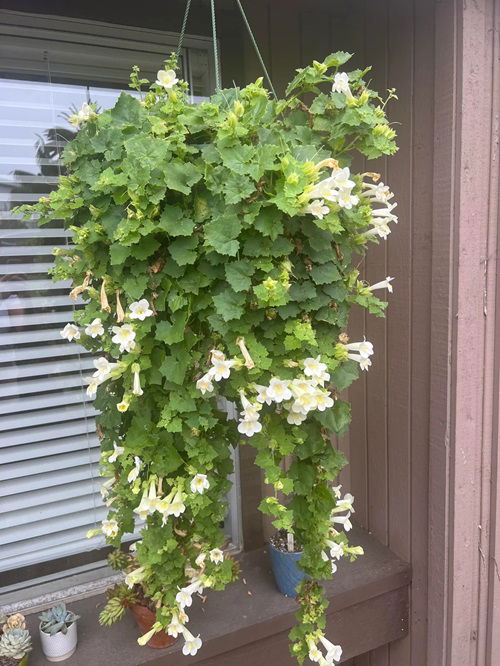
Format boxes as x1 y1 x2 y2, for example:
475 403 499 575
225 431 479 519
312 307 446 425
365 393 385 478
84 376 102 398
108 443 124 463
237 418 263 437
134 489 154 521
210 358 235 381
60 323 80 341
181 626 202 656
318 636 343 663
168 489 186 517
239 392 262 421
68 102 95 128
175 579 204 608
127 456 142 483
100 477 115 499
85 318 104 338
367 276 394 293
209 548 224 564
334 492 355 513
336 188 359 210
93 356 117 379
344 339 373 359
372 202 398 220
332 72 353 97
255 384 273 405
303 356 328 379
332 512 353 532
332 167 355 191
167 614 184 638
268 377 292 403
112 324 136 352
132 369 143 396
190 474 210 494
129 299 153 321
304 199 330 220
196 372 214 394
101 519 118 538
291 392 318 413
362 181 394 203
307 638 322 662
347 353 372 371
286 411 307 425
156 69 179 89
326 540 344 560
309 176 337 201
314 390 334 411
125 566 146 589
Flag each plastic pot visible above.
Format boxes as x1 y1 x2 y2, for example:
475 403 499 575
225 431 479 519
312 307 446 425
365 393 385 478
39 621 77 662
268 540 309 597
18 655 29 666
129 604 176 649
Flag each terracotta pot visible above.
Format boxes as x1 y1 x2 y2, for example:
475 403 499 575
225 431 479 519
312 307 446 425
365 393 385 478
129 604 176 649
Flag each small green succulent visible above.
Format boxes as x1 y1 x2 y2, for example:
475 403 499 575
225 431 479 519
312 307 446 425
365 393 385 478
0 628 32 660
39 603 80 636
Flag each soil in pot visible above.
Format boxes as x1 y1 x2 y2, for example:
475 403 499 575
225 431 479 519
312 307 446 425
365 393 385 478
130 604 176 649
0 656 28 666
269 529 303 553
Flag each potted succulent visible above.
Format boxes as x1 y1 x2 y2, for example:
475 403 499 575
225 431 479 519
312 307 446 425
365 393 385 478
0 613 32 666
38 604 80 662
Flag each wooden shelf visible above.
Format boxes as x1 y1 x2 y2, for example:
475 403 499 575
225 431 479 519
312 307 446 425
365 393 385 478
25 528 410 665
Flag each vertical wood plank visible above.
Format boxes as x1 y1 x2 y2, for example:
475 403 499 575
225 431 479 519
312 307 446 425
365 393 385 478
299 3 332 68
407 0 435 663
337 0 371 527
268 0 301 96
362 0 389 559
240 0 272 85
384 0 414 664
486 10 500 665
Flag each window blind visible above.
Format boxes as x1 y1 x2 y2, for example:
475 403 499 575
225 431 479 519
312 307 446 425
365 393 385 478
0 74 107 573
0 13 232 577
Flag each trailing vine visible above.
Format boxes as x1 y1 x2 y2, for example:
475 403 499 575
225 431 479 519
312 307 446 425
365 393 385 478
20 51 398 664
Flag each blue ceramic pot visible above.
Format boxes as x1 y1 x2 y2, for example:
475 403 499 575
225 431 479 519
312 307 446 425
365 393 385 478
269 541 309 597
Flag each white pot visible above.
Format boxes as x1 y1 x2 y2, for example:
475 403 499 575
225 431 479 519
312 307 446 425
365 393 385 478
39 621 78 662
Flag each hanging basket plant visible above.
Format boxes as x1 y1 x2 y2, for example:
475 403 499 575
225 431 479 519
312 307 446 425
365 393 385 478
19 50 398 664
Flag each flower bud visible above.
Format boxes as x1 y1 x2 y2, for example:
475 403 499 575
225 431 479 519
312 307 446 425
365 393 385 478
312 60 327 74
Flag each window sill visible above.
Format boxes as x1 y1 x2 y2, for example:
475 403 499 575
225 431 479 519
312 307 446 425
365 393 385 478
24 528 410 665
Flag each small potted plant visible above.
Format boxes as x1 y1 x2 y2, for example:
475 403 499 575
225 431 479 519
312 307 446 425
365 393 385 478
269 530 308 597
38 604 79 662
98 548 177 649
0 613 32 666
269 488 360 598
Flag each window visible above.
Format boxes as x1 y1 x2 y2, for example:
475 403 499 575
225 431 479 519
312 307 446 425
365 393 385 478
0 10 240 583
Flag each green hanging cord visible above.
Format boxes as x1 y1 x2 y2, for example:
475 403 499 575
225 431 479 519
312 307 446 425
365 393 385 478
210 0 222 90
234 0 278 100
176 0 192 58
